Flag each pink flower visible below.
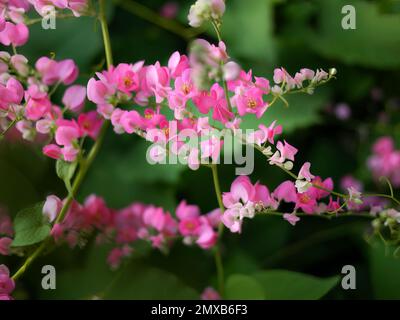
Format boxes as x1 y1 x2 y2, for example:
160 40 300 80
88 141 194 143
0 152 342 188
36 57 78 85
222 176 255 207
81 195 112 229
179 217 201 236
196 224 217 249
277 140 298 162
373 136 394 155
43 144 62 160
221 207 242 233
43 195 62 223
87 77 114 105
0 212 13 237
160 2 179 19
176 200 200 220
36 119 53 134
0 265 14 298
62 85 86 112
168 51 190 78
120 110 143 134
223 61 241 81
0 77 24 110
327 197 341 212
107 246 132 269
201 287 221 300
298 162 314 181
50 223 64 242
233 86 267 118
283 213 300 226
145 63 171 103
308 177 333 200
10 54 29 76
143 206 167 232
272 181 297 203
57 59 79 85
340 175 363 192
0 237 12 255
295 192 317 214
114 63 140 94
78 111 103 139
55 120 81 146
0 22 29 47
61 145 79 162
255 120 282 145
0 15 5 32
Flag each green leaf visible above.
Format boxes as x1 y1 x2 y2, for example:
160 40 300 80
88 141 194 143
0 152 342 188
369 242 400 299
20 16 103 69
38 245 198 299
309 0 400 69
223 0 276 64
253 270 339 299
11 202 51 247
225 274 266 299
56 160 77 194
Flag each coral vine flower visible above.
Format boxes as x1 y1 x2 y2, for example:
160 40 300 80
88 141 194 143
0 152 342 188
232 86 268 118
0 22 29 47
0 264 14 300
62 85 86 113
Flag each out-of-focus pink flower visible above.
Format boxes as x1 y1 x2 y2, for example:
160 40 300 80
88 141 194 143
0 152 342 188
201 287 221 300
0 264 14 299
283 213 300 226
0 237 12 255
62 85 86 113
160 2 179 19
43 144 62 160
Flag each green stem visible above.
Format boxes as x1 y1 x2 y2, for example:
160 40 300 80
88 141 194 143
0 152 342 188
12 0 113 281
210 164 225 296
211 21 222 42
12 241 48 281
211 20 233 112
258 210 375 220
214 247 224 297
99 0 113 67
210 164 225 214
0 118 18 138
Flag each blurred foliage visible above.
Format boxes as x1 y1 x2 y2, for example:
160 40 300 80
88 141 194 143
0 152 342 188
1 0 400 299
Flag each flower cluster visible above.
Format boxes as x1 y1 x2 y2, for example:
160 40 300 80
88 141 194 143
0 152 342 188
221 171 338 232
368 136 400 187
0 50 104 161
40 195 221 269
85 39 330 171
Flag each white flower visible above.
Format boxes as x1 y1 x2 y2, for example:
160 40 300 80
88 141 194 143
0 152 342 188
188 0 226 27
347 187 363 204
295 179 311 193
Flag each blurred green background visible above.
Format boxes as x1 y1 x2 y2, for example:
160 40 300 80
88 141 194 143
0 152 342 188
1 0 400 299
